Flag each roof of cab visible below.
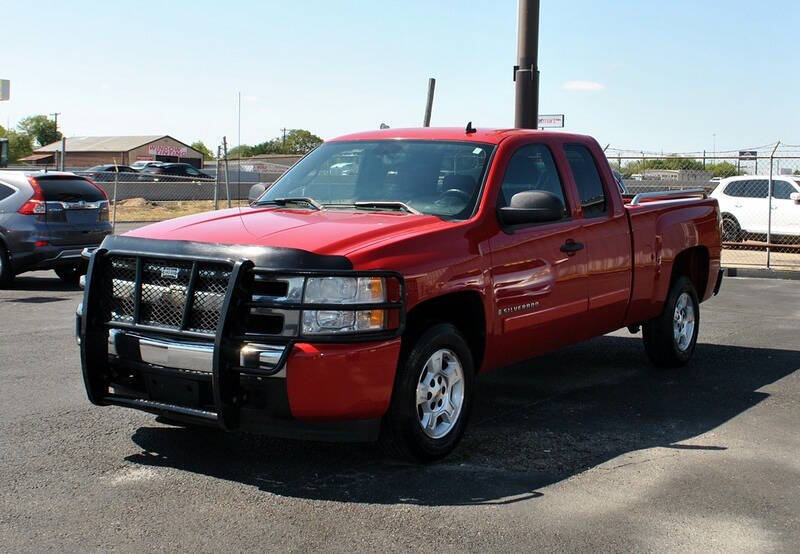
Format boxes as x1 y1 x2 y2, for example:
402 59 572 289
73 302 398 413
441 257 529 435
328 127 592 145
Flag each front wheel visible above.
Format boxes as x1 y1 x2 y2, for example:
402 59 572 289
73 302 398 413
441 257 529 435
380 323 474 462
642 276 700 368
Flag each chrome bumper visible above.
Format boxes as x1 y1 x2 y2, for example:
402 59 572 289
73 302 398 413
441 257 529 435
106 328 286 376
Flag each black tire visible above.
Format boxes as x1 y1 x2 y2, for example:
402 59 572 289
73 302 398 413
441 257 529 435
55 264 83 286
642 276 700 368
0 244 13 288
380 323 474 462
721 214 743 242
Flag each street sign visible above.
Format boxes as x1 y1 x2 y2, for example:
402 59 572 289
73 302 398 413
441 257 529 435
538 114 564 128
738 150 757 160
0 80 9 101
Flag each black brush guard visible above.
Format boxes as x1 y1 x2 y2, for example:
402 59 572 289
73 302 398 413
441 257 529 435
79 235 405 431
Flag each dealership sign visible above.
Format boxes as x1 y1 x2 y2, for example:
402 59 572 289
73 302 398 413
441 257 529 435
148 145 188 157
538 114 564 128
738 150 757 160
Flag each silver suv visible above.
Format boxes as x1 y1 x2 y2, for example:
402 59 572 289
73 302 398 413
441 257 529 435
0 171 112 287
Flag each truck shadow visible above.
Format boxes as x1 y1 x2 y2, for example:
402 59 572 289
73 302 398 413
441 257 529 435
126 335 799 506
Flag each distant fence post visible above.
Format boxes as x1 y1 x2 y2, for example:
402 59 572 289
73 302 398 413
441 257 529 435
213 145 221 210
112 170 118 234
766 141 780 269
222 137 231 208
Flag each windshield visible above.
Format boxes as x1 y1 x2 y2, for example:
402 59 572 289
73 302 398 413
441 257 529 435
257 140 494 218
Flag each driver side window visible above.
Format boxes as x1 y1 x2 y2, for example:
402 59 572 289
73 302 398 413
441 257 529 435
498 144 568 218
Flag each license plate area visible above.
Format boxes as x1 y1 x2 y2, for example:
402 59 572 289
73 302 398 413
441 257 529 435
144 373 200 406
66 209 99 225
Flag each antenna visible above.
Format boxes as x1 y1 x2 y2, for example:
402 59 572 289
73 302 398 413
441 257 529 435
465 121 476 134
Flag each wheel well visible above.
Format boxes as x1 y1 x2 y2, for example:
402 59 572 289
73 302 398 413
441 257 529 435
404 291 486 370
721 212 739 223
670 246 709 298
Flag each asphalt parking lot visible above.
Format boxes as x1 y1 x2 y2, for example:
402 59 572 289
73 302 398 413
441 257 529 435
1 273 798 552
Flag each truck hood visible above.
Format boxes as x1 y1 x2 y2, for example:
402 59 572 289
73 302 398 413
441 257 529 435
124 206 448 257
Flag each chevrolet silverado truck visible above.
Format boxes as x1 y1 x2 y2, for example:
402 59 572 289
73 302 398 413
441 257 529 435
77 127 723 461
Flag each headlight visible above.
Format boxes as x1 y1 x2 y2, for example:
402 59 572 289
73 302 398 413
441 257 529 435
301 277 387 334
302 309 386 335
303 276 385 304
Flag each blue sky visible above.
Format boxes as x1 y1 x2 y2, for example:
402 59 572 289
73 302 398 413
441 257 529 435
1 0 797 153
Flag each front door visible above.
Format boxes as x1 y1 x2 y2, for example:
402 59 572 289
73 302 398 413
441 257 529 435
488 143 588 366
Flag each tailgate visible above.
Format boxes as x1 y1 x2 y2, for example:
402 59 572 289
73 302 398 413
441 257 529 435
38 176 110 246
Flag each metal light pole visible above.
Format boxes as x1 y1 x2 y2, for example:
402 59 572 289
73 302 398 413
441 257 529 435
423 78 436 127
513 0 540 129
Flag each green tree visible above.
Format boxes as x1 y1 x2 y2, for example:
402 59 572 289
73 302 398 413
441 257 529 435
0 128 34 162
224 129 323 159
620 156 707 176
17 115 62 147
707 162 739 178
191 140 215 159
226 144 254 159
283 129 323 154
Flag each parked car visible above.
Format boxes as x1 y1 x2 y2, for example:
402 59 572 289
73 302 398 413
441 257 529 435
129 160 165 171
84 164 139 182
0 171 112 286
137 163 212 181
710 175 800 241
77 127 722 461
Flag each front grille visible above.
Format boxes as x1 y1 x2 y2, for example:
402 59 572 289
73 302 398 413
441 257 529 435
103 255 231 334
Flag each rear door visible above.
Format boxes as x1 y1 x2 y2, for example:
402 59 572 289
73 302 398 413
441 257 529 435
37 176 109 246
563 143 632 335
488 142 588 365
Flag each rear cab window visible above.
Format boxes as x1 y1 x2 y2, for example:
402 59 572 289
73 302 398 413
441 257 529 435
564 144 608 217
36 176 106 202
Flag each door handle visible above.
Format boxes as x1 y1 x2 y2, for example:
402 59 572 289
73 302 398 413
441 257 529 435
560 240 584 255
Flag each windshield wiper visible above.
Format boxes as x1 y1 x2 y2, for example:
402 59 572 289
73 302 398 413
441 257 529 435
271 197 323 210
353 201 422 215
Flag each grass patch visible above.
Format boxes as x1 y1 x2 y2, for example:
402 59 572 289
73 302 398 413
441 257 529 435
112 200 247 222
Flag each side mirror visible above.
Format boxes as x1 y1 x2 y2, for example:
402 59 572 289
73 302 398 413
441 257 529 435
498 191 565 226
248 183 267 204
790 192 800 204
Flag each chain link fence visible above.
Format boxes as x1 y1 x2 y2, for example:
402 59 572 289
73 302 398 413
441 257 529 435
79 163 290 224
607 142 800 271
2 142 798 271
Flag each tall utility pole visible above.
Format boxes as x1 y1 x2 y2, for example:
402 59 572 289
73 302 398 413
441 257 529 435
513 0 540 129
423 78 436 127
281 127 288 147
50 112 61 131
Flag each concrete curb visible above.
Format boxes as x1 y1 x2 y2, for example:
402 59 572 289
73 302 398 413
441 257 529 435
724 267 800 281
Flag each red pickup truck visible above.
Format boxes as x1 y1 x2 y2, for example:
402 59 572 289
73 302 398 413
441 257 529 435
77 127 722 461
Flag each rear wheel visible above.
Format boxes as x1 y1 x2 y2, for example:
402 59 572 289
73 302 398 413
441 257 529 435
642 276 700 368
0 245 13 288
55 264 83 286
380 323 474 462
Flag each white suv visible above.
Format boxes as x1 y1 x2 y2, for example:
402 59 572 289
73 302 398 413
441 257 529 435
710 176 800 240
